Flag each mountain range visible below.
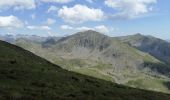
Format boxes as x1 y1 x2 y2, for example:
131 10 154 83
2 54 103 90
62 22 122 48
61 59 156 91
3 40 170 99
0 34 61 44
1 30 170 94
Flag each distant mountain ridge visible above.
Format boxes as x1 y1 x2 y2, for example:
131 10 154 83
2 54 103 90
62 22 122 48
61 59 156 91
0 34 61 44
117 33 170 65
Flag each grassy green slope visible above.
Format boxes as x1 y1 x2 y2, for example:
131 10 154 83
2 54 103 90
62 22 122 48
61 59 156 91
1 40 170 100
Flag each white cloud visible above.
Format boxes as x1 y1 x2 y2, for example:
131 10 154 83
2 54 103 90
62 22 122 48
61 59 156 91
0 0 36 10
76 26 93 31
46 18 56 25
61 25 73 30
58 4 104 23
41 26 51 30
42 0 73 3
105 0 157 19
61 25 111 33
0 15 23 28
94 25 109 33
47 6 58 13
27 25 51 30
0 0 74 11
27 26 36 30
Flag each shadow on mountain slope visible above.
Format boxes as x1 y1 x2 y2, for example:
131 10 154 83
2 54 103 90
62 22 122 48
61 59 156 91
141 61 170 77
164 81 170 90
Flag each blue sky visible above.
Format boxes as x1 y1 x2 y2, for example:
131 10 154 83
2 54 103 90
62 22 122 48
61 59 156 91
0 0 169 39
